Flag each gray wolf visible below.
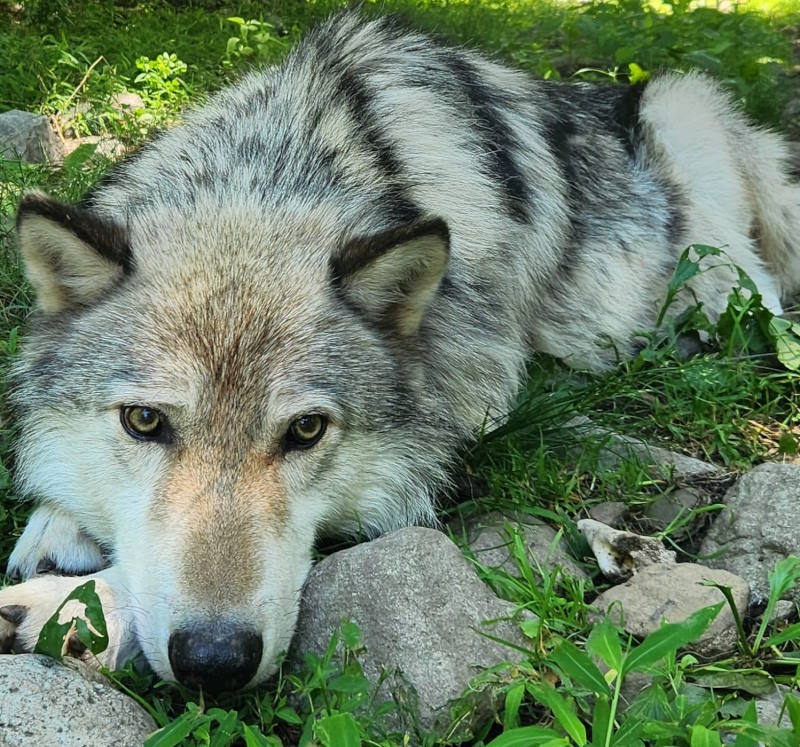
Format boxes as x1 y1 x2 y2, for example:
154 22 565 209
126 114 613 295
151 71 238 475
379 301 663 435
1 11 799 692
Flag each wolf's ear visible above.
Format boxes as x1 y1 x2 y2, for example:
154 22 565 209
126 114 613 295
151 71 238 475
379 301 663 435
16 192 130 314
332 218 450 336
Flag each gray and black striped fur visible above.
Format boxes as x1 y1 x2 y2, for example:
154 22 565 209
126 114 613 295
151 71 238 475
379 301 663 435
2 12 799 688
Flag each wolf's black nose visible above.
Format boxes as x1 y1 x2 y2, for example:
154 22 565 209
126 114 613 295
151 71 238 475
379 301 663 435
168 623 262 693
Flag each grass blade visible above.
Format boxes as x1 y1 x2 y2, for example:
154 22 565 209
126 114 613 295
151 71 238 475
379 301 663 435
485 726 565 747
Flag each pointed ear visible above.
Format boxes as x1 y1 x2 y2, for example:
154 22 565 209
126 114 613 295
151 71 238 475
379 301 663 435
16 192 131 314
332 218 450 336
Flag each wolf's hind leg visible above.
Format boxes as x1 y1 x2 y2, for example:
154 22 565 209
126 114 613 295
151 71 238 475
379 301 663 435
7 504 107 581
0 566 139 670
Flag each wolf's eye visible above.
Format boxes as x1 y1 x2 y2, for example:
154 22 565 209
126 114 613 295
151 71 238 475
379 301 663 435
286 415 327 450
121 405 168 442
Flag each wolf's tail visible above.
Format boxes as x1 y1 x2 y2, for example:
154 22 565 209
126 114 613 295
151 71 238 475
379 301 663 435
736 125 800 303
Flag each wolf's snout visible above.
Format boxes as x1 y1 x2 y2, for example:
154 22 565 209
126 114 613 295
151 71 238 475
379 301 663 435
167 622 263 692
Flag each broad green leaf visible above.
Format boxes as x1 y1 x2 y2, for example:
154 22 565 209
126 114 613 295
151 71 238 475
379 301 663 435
735 723 797 747
275 706 303 725
526 683 587 746
764 622 800 647
627 62 649 84
339 621 362 649
622 603 723 676
691 725 722 747
768 317 800 371
732 700 758 747
754 557 800 650
767 557 800 602
314 712 361 747
549 640 609 695
591 695 611 746
785 692 800 736
485 726 564 747
208 708 240 747
143 711 201 747
35 580 109 660
611 715 646 747
63 142 98 172
242 725 282 747
503 682 525 730
693 670 776 696
587 621 623 673
327 673 370 693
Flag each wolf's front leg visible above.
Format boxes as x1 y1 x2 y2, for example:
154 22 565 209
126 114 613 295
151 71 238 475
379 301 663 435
7 504 107 581
0 566 140 670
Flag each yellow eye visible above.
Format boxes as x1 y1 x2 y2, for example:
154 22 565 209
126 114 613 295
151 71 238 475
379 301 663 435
121 406 167 441
287 415 327 449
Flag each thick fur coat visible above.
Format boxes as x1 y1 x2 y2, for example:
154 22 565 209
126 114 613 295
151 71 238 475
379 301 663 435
1 12 799 689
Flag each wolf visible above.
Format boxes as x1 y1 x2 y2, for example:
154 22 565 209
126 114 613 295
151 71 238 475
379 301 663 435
1 11 799 692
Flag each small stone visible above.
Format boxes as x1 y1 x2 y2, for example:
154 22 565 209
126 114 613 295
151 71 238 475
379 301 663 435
455 511 587 581
578 519 675 581
111 91 144 112
0 110 63 163
643 488 702 532
588 502 628 528
591 563 750 657
0 654 155 745
769 600 796 624
700 463 800 605
63 135 126 159
291 527 530 741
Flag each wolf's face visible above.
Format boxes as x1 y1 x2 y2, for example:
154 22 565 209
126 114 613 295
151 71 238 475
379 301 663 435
11 193 452 690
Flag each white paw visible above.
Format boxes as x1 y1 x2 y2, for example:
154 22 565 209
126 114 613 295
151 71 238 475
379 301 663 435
0 567 140 671
7 504 107 581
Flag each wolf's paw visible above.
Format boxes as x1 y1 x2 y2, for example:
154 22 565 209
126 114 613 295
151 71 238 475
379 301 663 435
0 568 139 670
7 504 107 581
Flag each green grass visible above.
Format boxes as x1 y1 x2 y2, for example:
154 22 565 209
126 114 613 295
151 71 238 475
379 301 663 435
1 0 800 744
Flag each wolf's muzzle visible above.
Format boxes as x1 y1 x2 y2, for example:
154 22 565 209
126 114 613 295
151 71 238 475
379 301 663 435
168 621 263 692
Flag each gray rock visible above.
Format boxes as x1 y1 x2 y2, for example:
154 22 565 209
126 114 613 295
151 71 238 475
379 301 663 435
643 488 702 532
578 519 676 581
566 416 720 480
455 511 587 581
700 463 800 605
291 527 530 741
755 685 796 729
592 563 750 657
769 600 796 624
588 501 628 528
0 110 63 163
0 654 155 746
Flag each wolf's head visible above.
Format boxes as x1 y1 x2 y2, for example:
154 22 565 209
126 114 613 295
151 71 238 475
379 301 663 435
12 191 456 690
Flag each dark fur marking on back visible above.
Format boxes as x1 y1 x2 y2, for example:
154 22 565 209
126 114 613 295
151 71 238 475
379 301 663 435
444 52 531 224
335 69 421 225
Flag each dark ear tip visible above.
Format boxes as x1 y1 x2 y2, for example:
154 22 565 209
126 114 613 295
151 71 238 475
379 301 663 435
16 192 62 229
420 216 450 245
18 191 51 212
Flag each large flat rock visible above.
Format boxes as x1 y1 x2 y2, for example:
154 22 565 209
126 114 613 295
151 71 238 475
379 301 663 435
0 654 155 746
